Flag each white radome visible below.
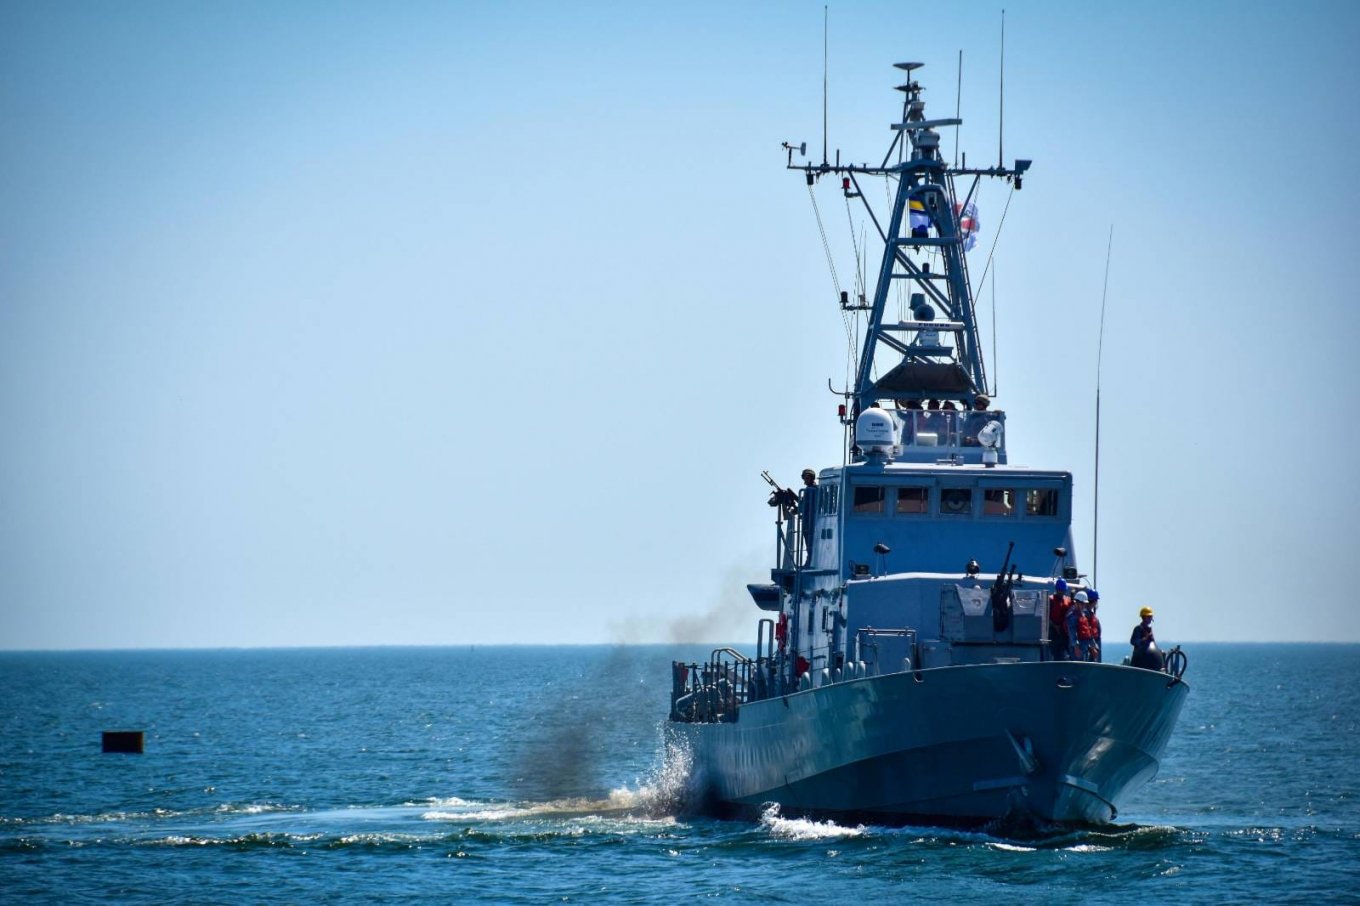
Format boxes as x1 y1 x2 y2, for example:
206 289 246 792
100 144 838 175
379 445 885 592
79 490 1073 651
854 407 897 456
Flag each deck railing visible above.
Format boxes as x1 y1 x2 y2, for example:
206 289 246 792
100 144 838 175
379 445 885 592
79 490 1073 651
669 647 788 723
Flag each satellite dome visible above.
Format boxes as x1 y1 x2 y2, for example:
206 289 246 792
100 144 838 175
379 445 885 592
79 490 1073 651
855 407 897 458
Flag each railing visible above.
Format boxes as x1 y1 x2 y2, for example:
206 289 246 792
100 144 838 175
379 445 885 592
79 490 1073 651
669 646 788 723
773 507 803 573
669 628 933 723
853 627 919 676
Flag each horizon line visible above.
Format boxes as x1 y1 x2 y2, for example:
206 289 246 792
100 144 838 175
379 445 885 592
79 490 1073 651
1 639 1356 655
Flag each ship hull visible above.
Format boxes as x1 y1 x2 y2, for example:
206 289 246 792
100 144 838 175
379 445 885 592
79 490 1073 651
668 661 1187 826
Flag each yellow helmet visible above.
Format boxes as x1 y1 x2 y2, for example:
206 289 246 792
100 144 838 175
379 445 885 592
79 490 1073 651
1139 606 1154 619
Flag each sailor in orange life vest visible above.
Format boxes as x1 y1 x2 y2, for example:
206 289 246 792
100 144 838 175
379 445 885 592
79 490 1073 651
1077 594 1101 661
1086 589 1103 662
1067 590 1094 660
1047 579 1072 661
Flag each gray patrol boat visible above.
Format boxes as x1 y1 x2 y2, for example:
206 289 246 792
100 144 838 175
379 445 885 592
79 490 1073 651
667 62 1188 828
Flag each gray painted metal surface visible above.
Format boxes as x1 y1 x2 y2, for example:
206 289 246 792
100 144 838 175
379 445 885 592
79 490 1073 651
668 62 1188 829
672 662 1187 825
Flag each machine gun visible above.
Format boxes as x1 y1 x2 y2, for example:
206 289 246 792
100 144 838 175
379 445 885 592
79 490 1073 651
761 470 798 514
990 541 1021 633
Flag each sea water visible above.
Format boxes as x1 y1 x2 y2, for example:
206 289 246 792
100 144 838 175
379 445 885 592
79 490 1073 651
1 644 1356 902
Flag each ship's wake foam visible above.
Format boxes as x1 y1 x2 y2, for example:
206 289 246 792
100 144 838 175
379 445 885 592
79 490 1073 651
422 731 697 825
758 803 866 841
604 732 695 817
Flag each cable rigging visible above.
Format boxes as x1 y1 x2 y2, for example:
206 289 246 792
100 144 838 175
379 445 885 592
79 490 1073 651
844 196 866 390
806 184 858 377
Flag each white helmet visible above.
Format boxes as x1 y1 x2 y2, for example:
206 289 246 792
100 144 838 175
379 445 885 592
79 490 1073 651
1074 590 1089 604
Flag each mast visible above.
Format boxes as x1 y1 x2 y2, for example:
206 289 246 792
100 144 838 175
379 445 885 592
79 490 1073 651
786 62 1030 425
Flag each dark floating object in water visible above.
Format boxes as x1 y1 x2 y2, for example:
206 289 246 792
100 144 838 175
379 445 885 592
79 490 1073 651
102 730 144 754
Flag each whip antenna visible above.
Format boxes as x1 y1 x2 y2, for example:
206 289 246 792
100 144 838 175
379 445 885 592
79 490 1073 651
1094 225 1114 587
954 49 963 168
995 9 1006 167
998 9 1006 168
822 5 829 166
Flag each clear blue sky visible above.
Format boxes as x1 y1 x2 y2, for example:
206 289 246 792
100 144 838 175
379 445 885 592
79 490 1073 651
3 0 1357 649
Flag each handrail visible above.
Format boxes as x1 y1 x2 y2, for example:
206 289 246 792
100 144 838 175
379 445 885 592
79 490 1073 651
854 626 919 675
710 647 752 665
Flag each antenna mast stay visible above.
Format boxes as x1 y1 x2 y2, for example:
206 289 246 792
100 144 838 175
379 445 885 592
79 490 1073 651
1094 225 1113 587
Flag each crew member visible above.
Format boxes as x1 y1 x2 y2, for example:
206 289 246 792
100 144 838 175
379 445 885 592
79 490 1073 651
799 469 818 567
1075 592 1099 661
1130 606 1162 670
1067 590 1091 660
1048 579 1071 661
899 398 922 444
1087 589 1103 662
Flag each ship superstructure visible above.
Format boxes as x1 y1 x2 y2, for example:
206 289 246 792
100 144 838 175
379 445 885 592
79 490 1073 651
667 63 1187 827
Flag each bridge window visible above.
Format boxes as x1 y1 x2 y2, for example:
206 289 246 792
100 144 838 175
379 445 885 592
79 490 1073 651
818 484 839 515
1025 488 1060 517
895 487 929 515
852 486 886 514
983 488 1016 516
939 487 973 516
960 412 989 447
915 412 955 447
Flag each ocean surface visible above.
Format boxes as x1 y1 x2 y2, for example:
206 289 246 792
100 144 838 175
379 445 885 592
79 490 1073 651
1 644 1357 903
